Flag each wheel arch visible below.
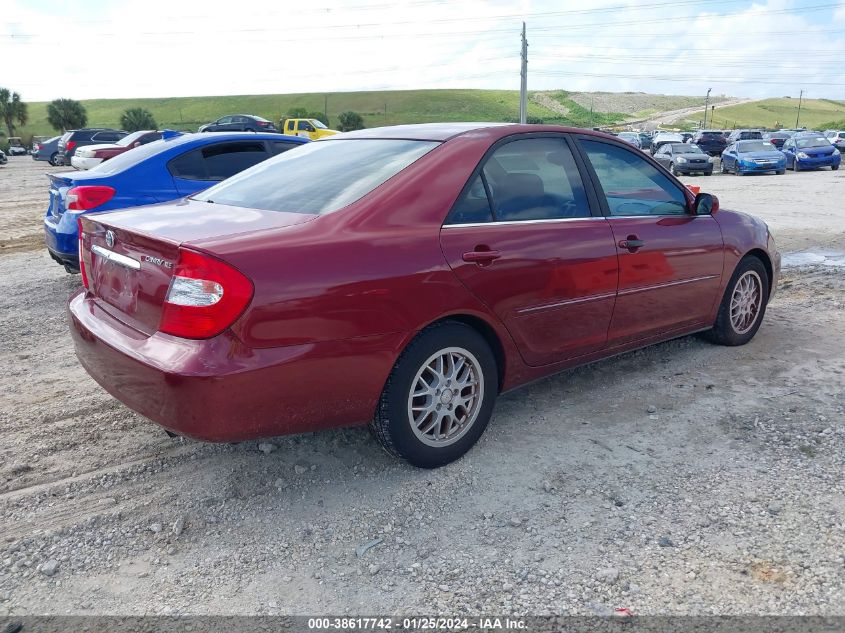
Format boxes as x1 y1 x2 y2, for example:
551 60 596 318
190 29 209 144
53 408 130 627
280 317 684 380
411 313 508 392
743 248 774 296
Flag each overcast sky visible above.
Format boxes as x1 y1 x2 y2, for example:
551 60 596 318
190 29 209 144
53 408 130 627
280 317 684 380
3 0 845 102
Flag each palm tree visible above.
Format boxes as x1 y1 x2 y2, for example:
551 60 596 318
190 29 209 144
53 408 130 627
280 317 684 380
120 107 157 132
47 98 88 133
0 87 29 137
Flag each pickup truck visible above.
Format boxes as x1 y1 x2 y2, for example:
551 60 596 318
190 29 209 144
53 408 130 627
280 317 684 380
281 118 339 140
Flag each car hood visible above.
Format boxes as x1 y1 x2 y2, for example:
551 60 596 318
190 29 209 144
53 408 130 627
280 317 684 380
737 151 785 160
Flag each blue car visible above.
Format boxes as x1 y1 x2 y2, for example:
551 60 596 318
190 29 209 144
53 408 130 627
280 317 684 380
720 140 786 176
781 134 841 172
44 132 308 272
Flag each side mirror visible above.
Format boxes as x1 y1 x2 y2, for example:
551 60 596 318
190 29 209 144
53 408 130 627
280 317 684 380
694 192 719 216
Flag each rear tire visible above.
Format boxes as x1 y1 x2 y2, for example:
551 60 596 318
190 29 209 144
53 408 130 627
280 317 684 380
370 321 498 468
702 256 769 347
49 152 59 166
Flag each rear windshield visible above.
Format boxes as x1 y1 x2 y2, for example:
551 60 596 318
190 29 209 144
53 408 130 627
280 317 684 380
738 131 763 139
737 141 776 152
699 132 724 138
795 136 831 148
192 139 440 215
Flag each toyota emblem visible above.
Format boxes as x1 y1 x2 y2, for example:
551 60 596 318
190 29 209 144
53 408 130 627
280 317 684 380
105 230 115 248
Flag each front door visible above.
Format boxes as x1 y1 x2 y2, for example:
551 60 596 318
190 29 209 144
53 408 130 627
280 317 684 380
576 138 724 346
439 135 619 367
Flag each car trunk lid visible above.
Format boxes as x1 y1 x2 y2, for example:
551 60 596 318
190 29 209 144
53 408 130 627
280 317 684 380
79 199 315 336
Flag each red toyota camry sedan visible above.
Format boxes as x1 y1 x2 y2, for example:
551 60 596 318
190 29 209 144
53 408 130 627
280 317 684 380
69 123 780 468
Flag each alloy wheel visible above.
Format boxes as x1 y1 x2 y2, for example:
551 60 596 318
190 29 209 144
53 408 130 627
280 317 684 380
729 271 763 335
407 347 484 448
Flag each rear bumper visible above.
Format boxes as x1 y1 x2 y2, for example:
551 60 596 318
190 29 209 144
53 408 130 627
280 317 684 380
68 291 402 442
71 155 102 170
44 211 80 264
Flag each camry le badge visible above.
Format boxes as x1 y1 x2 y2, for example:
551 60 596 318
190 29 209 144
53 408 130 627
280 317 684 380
105 230 115 248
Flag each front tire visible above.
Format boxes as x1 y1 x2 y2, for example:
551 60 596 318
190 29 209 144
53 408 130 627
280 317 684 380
832 164 839 171
793 157 800 172
370 321 498 468
702 256 769 346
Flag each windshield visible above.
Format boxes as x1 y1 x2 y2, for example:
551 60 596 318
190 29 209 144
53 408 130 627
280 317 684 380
193 139 439 215
795 136 831 149
312 120 328 129
737 141 776 153
671 144 702 153
89 139 168 174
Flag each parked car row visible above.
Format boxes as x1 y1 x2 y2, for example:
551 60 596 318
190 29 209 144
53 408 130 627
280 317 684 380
615 127 841 176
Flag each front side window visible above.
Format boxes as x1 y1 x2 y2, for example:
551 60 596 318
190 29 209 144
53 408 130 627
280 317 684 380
193 139 439 214
298 120 315 132
581 140 688 217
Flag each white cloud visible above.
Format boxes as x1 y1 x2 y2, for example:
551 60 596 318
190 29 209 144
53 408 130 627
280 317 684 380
2 0 844 101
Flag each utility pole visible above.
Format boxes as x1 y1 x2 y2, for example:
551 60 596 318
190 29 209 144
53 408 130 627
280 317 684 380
384 103 388 124
702 87 711 129
324 94 328 124
519 22 528 124
795 89 804 128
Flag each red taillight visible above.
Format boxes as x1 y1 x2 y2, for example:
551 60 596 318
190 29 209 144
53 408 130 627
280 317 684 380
66 185 115 210
159 248 254 339
36 144 43 151
77 218 89 289
66 140 77 152
93 149 112 159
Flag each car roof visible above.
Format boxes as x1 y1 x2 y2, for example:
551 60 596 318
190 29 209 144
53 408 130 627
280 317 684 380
328 122 636 143
156 131 303 148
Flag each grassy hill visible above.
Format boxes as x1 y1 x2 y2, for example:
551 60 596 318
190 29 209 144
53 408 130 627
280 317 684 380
683 98 845 130
5 89 634 144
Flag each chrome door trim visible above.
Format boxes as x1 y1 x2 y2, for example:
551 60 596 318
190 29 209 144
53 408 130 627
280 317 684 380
516 291 617 315
91 245 142 271
617 274 718 297
442 216 609 229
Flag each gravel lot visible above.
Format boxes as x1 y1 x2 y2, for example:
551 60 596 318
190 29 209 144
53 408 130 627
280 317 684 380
1 156 844 616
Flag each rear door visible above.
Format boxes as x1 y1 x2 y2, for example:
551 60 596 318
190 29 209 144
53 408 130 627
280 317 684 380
167 140 271 196
575 137 724 346
439 135 619 366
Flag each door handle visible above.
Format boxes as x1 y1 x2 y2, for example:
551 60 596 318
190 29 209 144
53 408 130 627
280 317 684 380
618 236 645 251
462 249 501 264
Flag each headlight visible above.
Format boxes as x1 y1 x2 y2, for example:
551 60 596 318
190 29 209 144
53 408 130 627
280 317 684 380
708 156 715 162
797 151 809 159
676 156 687 163
833 149 841 156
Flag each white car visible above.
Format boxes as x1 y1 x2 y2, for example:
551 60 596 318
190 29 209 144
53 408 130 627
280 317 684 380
650 132 685 153
71 130 162 170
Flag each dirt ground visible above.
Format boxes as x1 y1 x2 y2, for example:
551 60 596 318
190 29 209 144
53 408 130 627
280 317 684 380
1 156 843 616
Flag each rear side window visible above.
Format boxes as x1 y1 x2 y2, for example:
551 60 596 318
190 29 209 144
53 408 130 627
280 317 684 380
446 137 590 224
169 142 269 181
94 132 123 142
140 132 162 144
203 142 268 180
580 140 688 217
192 139 439 214
271 141 302 155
